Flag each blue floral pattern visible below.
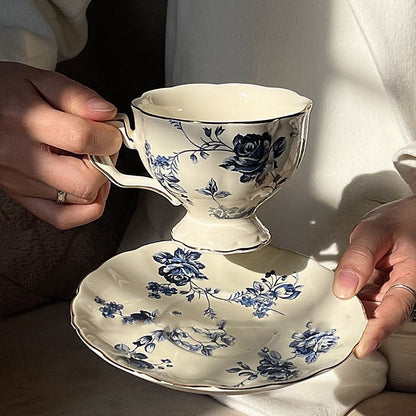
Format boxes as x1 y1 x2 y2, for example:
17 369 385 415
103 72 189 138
226 322 339 387
196 178 254 219
289 321 340 363
145 121 290 213
117 320 235 358
227 348 299 387
220 132 286 184
95 297 236 359
72 237 365 393
94 296 338 384
114 343 172 371
95 296 158 324
147 247 302 319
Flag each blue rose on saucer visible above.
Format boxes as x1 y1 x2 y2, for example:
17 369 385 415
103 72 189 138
289 322 339 363
256 348 299 382
153 248 207 286
220 132 286 183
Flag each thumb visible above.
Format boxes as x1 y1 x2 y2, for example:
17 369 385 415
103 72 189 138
32 68 117 121
333 220 392 299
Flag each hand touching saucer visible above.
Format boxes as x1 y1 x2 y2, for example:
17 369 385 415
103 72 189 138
333 195 416 358
0 62 122 228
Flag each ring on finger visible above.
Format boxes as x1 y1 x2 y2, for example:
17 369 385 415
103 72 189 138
387 283 416 300
55 189 67 204
387 283 416 322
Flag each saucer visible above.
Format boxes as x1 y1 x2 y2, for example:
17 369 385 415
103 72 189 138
71 241 366 394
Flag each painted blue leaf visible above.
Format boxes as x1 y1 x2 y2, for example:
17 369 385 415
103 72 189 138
191 344 202 352
169 120 182 129
215 190 231 198
165 175 180 183
201 347 212 356
306 353 317 364
114 343 130 353
194 274 208 280
169 183 187 193
207 178 218 194
253 281 264 292
239 371 254 377
153 330 166 342
94 296 105 304
196 188 212 195
134 335 153 346
190 153 198 163
203 127 212 137
215 126 225 136
131 352 148 360
273 136 287 158
153 252 172 264
240 174 252 183
145 342 156 353
239 362 251 370
217 320 226 330
200 151 209 159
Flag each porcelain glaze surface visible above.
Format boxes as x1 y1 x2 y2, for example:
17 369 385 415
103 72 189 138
90 84 312 253
71 241 366 394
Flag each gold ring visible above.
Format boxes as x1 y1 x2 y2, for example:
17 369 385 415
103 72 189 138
56 189 67 204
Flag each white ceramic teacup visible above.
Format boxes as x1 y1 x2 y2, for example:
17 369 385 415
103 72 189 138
91 83 312 253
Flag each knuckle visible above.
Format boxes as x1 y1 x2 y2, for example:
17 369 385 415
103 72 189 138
68 119 93 154
73 179 99 202
344 244 375 267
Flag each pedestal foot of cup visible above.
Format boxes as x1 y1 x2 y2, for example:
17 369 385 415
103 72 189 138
170 213 271 254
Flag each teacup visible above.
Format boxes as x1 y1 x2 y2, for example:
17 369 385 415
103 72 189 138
91 83 312 253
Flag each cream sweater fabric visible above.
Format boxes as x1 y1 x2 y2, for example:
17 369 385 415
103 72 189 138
0 0 90 69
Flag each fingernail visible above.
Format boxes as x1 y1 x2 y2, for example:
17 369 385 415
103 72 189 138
86 97 116 112
334 270 360 299
354 339 378 359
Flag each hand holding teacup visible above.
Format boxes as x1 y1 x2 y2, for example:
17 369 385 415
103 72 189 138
0 62 121 229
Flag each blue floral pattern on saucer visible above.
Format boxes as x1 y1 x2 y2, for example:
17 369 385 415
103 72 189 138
94 296 338 388
227 322 339 387
71 241 367 394
147 247 302 319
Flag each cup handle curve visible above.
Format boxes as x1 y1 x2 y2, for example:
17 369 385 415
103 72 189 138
89 113 182 206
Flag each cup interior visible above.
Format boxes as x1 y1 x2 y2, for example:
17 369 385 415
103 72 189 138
133 83 311 123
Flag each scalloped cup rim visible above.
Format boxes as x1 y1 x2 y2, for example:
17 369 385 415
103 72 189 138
132 83 313 123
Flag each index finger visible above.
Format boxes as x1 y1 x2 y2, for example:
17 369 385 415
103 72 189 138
22 101 122 156
333 219 394 299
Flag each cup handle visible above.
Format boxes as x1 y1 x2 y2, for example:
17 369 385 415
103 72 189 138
89 113 182 206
